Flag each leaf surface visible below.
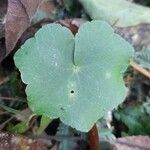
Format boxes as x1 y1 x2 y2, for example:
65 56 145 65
14 21 133 132
79 0 150 27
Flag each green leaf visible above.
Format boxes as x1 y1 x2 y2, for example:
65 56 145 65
79 0 150 27
134 46 150 70
14 20 133 132
7 122 28 134
114 105 150 135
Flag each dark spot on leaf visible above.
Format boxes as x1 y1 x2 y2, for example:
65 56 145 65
60 107 65 111
70 90 74 94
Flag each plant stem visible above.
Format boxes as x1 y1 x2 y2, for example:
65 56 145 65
36 116 52 135
130 61 150 79
88 124 99 150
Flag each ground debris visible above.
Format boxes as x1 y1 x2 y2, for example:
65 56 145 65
0 131 47 150
115 24 150 51
115 136 150 150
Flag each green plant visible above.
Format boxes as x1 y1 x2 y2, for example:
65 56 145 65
114 100 150 136
134 45 150 70
14 20 133 132
79 0 150 27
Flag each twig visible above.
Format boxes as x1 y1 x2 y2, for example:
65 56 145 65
0 96 26 103
130 61 150 79
0 116 14 130
0 112 9 115
32 18 52 28
0 77 9 85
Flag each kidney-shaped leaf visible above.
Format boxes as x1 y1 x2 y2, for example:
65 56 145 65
14 21 133 132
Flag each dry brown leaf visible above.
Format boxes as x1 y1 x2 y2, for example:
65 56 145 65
5 0 43 58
